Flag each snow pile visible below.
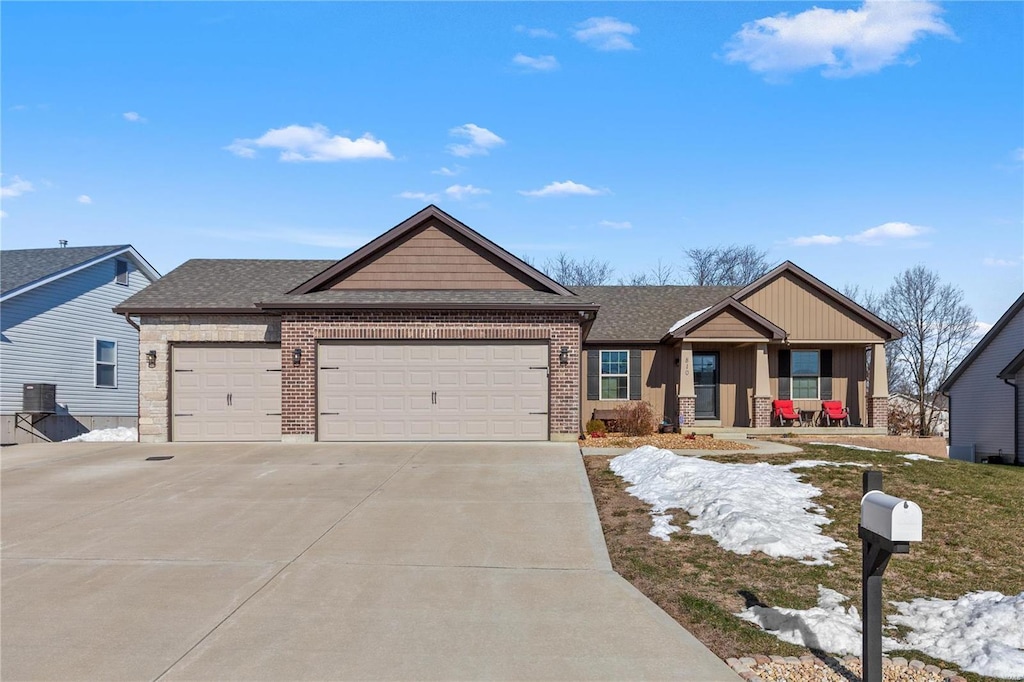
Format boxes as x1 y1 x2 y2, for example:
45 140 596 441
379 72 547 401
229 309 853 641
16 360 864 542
668 307 710 333
62 427 138 443
889 591 1024 679
737 585 899 655
808 442 884 452
609 446 865 565
901 453 940 462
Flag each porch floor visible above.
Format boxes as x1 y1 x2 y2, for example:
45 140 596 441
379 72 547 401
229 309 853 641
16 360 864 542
685 426 888 438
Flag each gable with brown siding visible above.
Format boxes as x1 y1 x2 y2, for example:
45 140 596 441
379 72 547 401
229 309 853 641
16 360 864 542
686 308 775 340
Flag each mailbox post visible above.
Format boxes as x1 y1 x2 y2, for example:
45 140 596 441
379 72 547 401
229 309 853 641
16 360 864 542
859 471 922 682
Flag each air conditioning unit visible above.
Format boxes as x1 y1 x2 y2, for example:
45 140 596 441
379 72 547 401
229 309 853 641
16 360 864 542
23 383 57 414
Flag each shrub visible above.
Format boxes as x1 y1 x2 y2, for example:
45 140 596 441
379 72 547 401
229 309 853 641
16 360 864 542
585 418 607 435
614 401 656 436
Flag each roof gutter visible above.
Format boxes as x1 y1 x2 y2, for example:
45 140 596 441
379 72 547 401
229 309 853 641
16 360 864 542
256 301 601 312
121 312 140 332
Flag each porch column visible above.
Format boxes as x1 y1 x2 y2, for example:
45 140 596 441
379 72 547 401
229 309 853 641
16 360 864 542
752 342 773 428
867 343 889 429
678 343 695 427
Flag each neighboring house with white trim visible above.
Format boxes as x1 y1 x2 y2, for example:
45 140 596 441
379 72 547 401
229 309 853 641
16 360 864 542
939 292 1024 464
1 245 160 443
888 392 949 437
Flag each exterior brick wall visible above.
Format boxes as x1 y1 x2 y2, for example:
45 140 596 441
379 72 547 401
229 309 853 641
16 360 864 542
867 395 889 430
280 309 582 440
751 396 772 428
677 396 696 428
137 315 281 443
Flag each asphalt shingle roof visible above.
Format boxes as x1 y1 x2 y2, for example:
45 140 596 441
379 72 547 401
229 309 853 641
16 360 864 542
1 245 128 295
261 290 588 307
573 285 738 342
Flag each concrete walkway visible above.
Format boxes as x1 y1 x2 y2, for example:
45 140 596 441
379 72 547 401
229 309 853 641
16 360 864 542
2 441 738 681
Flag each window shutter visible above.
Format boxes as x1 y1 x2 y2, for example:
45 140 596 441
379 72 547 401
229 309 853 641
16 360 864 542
587 350 599 400
820 349 833 401
629 349 642 400
778 349 791 400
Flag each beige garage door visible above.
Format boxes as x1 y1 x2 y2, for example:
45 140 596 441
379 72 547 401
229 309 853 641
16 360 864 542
172 345 281 442
318 342 549 441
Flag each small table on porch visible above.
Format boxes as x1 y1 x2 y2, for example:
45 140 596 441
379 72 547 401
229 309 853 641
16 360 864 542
799 409 818 427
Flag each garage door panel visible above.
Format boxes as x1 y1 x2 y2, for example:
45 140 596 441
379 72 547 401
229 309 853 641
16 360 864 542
172 345 281 442
317 342 549 441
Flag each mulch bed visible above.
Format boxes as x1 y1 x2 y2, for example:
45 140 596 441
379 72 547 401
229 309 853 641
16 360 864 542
579 432 752 450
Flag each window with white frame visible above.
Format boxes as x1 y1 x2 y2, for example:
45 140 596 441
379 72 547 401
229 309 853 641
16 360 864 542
95 339 117 388
115 259 129 286
791 349 819 399
600 350 629 400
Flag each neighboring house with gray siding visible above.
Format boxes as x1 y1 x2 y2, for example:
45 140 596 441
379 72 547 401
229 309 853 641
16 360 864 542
1 245 160 443
939 292 1024 464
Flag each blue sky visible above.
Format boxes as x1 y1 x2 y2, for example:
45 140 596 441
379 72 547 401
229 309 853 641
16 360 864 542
2 1 1021 324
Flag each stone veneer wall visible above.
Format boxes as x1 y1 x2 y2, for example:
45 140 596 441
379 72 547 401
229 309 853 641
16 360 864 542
280 310 582 441
138 315 281 443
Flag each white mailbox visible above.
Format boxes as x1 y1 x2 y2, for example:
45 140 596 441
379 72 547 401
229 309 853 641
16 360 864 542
860 491 923 542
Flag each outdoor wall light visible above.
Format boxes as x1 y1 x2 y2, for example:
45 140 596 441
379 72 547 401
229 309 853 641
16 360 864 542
292 348 302 365
145 350 157 368
559 346 569 365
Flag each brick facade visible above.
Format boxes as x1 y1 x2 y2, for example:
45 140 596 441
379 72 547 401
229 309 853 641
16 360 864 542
139 310 581 443
677 396 696 428
867 395 889 431
751 395 772 428
137 315 281 443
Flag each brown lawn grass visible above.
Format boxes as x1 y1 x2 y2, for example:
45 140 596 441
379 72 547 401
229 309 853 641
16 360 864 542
584 444 1024 679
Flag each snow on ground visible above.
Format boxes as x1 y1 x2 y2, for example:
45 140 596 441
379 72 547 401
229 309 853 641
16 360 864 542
889 591 1024 679
900 453 940 462
736 585 899 655
738 588 1024 679
808 441 885 452
608 445 865 565
62 427 138 443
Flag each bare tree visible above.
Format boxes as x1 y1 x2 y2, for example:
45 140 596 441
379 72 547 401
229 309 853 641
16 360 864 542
617 259 676 286
684 245 771 286
878 266 975 436
541 252 614 286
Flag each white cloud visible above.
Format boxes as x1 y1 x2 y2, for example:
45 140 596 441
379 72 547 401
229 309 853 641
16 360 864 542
846 221 929 244
0 210 7 219
122 111 146 123
445 184 490 200
397 191 440 202
512 54 559 71
76 194 93 204
198 227 368 249
789 234 844 246
789 222 930 247
519 180 607 197
1 176 34 198
599 220 632 230
515 25 557 39
225 124 393 162
973 321 993 338
431 166 461 177
724 0 954 79
573 17 639 51
983 257 1019 267
446 124 505 158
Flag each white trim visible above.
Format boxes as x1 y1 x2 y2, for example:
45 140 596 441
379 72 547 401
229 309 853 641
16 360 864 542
599 349 630 401
0 246 160 302
94 337 118 389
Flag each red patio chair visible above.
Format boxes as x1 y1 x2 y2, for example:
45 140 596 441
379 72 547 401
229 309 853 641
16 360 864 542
821 400 850 427
772 399 801 427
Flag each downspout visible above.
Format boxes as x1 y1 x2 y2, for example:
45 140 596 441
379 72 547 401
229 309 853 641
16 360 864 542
122 312 140 332
1003 378 1020 466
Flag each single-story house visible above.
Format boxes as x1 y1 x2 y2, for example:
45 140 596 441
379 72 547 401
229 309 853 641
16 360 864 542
115 206 900 443
1 244 160 444
888 392 949 437
939 292 1024 464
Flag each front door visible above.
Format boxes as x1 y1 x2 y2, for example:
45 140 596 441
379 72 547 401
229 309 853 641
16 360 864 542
693 352 719 419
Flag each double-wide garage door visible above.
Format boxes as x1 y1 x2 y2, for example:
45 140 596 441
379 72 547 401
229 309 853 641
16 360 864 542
171 345 281 442
318 342 549 441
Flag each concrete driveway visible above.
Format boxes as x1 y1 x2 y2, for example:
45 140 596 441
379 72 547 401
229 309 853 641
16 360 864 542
2 441 737 681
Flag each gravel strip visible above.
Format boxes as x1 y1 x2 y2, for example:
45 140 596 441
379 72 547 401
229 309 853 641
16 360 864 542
726 655 966 682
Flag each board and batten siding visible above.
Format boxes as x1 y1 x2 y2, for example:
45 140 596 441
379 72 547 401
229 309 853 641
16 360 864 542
740 272 886 342
769 345 867 425
947 305 1022 460
581 346 677 428
0 258 153 419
